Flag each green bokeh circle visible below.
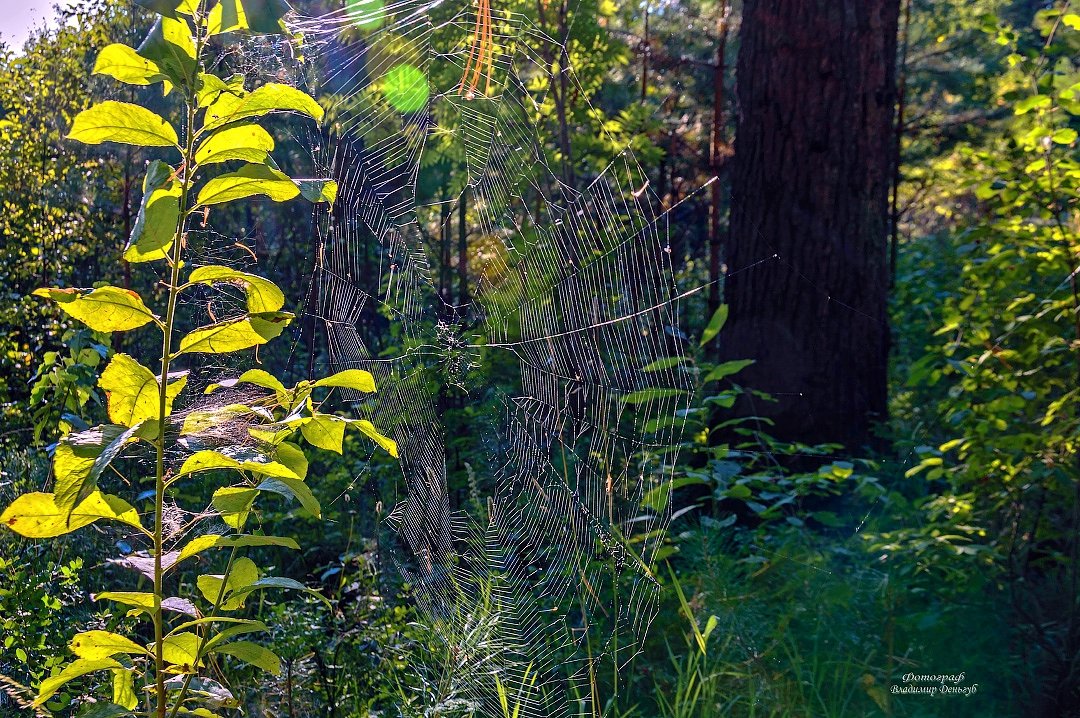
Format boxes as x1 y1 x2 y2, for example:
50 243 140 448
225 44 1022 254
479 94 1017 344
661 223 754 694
345 0 386 30
383 64 429 113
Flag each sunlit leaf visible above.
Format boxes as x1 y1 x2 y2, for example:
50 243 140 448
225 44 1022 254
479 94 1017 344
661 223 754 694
179 449 301 480
126 161 180 263
176 312 293 355
137 16 196 88
160 632 201 671
202 83 324 133
196 163 300 206
313 369 377 392
212 487 259 529
1 491 141 538
257 477 320 518
194 124 275 166
33 658 122 707
33 286 158 332
94 44 165 85
100 353 187 427
212 641 281 674
68 101 178 147
112 667 138 711
352 419 399 458
296 178 338 204
70 631 150 660
187 265 285 313
301 414 346 453
703 359 754 383
54 424 140 512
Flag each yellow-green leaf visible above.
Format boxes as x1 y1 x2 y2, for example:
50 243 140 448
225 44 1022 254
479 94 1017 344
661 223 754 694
137 16 196 88
70 631 150 660
160 632 201 670
68 101 179 147
197 163 300 206
176 311 293 355
33 658 122 707
296 179 338 204
301 414 346 453
187 265 285 313
100 353 187 427
212 487 259 529
212 641 281 675
202 83 324 133
274 441 308 479
112 667 138 710
194 123 275 166
33 286 158 333
95 592 157 610
94 43 164 85
54 424 139 512
1 491 141 538
256 477 320 518
126 164 181 263
197 557 260 610
353 419 398 458
313 369 377 393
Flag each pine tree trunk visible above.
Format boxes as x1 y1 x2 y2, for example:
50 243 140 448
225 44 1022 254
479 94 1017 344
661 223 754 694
720 0 899 448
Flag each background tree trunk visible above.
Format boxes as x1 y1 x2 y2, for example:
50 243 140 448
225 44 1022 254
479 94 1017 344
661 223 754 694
720 0 900 449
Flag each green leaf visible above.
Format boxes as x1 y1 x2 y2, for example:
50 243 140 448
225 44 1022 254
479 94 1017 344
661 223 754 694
100 353 187 427
642 357 684 372
54 424 141 513
699 304 728 346
212 487 259 529
703 359 754 383
187 265 285 313
137 16 196 88
33 286 158 332
213 641 281 675
314 369 377 392
78 702 134 718
68 101 179 147
202 83 324 134
94 44 165 85
197 557 260 610
94 592 157 610
353 419 399 458
112 667 138 711
622 388 688 405
257 477 321 518
215 535 301 550
177 533 224 565
126 162 180 263
33 658 122 707
196 164 301 206
176 312 293 355
301 414 346 453
1 491 141 538
236 369 288 398
228 576 329 607
194 124 275 166
161 632 201 670
274 441 308 479
179 448 301 480
181 404 256 435
296 179 339 204
70 631 150 659
238 0 292 33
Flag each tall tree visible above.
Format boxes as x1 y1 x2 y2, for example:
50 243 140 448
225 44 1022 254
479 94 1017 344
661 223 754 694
720 0 900 448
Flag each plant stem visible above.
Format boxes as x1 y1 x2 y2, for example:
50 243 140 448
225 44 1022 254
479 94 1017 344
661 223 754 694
153 14 206 716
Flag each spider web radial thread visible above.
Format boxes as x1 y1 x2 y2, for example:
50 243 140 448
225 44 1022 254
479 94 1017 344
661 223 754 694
290 1 694 714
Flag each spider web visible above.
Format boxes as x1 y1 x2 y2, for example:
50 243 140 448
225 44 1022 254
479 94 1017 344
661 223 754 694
279 0 696 714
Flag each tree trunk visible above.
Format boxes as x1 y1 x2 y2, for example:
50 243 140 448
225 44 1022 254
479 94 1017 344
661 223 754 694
720 0 899 448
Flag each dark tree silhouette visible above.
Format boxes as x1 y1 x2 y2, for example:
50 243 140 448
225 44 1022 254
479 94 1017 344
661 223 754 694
721 0 900 448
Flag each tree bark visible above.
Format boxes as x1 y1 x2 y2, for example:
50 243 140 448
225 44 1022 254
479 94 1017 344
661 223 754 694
720 0 899 448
